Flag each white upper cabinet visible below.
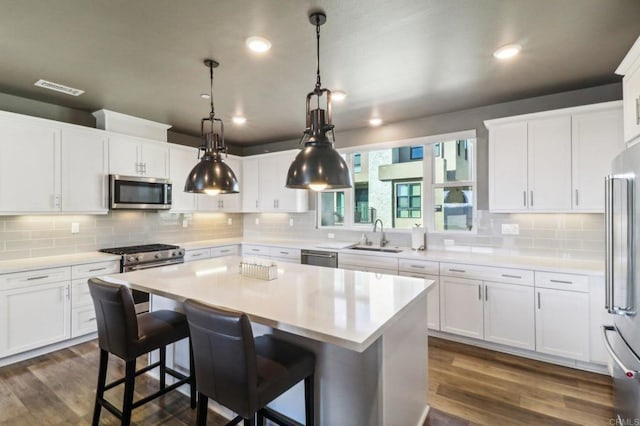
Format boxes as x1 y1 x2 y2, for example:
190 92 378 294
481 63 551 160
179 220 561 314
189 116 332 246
242 151 307 213
168 144 197 212
486 102 623 213
0 114 60 213
616 36 640 144
108 134 169 178
489 121 528 211
527 115 572 211
571 106 624 211
60 127 109 213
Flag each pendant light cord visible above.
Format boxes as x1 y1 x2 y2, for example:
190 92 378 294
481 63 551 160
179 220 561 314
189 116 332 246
315 16 322 110
209 63 215 131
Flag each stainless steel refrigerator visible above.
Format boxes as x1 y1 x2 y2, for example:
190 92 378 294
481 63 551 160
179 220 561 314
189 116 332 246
604 141 640 424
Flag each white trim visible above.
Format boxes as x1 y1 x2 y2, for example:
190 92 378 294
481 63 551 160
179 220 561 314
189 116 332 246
337 129 477 154
0 333 96 368
616 35 640 75
484 100 622 128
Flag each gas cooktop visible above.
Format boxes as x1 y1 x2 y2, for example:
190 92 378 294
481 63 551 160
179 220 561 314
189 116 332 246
99 244 180 255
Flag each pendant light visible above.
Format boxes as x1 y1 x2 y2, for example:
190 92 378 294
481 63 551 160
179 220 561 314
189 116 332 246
184 59 239 195
286 12 353 191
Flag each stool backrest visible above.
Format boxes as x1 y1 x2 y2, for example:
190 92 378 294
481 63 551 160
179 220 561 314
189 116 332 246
184 299 258 417
88 278 140 359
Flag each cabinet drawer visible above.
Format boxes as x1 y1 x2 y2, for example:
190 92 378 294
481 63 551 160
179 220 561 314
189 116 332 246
439 262 533 286
185 248 211 262
71 261 120 279
242 244 270 257
0 267 71 291
210 245 239 257
71 306 97 337
269 247 301 261
535 271 588 292
339 253 398 273
398 258 439 275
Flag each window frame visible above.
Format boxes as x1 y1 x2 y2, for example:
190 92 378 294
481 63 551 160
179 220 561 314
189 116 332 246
315 130 477 234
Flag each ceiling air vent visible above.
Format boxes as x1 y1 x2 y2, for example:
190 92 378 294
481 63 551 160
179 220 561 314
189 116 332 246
34 79 84 96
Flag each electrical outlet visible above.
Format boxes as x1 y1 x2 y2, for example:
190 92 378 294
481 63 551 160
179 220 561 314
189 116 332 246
443 239 454 247
328 233 335 239
71 223 80 234
182 219 188 228
289 218 294 227
227 218 233 225
255 218 260 225
501 224 520 235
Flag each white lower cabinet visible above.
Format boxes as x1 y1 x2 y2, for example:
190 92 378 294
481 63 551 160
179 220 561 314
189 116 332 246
399 271 439 330
440 276 484 339
0 278 71 357
483 281 535 350
535 287 589 362
185 248 211 262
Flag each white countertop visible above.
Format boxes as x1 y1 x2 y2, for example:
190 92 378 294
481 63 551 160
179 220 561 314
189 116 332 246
103 256 432 352
0 252 120 275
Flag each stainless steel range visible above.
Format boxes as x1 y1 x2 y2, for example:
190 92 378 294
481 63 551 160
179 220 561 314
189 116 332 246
99 244 185 312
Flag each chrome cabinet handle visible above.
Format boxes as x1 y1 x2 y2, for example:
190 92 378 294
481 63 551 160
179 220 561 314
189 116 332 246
575 189 579 206
537 292 541 309
523 191 527 207
191 253 202 257
603 325 639 378
485 286 488 301
478 285 482 300
530 190 534 207
410 265 425 269
220 249 231 253
303 253 335 258
550 279 573 285
27 275 49 281
501 274 522 279
636 96 640 125
89 267 107 272
449 269 466 273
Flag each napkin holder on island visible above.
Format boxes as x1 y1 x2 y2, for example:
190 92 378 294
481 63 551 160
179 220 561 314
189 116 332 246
411 227 426 250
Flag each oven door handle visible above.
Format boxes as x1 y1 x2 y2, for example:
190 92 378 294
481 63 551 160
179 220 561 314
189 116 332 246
125 259 184 271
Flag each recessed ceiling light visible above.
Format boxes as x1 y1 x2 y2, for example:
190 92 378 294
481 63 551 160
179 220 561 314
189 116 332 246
232 115 247 125
369 118 383 126
200 93 210 99
246 36 272 53
493 44 521 60
332 90 347 102
34 79 84 96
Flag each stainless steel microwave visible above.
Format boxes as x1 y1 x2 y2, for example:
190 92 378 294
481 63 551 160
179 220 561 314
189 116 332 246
109 175 172 210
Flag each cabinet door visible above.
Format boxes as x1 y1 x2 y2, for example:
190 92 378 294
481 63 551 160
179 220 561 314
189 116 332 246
483 282 535 350
572 108 624 211
169 145 197 212
108 134 140 176
196 193 221 211
140 140 169 178
440 276 483 339
489 121 528 211
263 151 308 212
242 157 260 212
535 288 589 361
399 271 439 330
0 282 70 357
622 63 640 144
528 116 572 211
0 117 60 212
219 156 242 212
61 127 109 213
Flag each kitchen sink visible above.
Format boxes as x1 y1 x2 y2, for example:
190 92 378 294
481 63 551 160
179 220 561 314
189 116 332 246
349 246 404 253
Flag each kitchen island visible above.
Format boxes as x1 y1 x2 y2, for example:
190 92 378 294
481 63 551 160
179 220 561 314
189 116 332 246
103 256 432 426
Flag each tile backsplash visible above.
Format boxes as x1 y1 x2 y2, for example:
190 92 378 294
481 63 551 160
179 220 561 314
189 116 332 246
0 212 243 260
243 210 605 261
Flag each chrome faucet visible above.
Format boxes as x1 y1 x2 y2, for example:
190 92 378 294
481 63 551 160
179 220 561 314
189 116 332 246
372 219 389 247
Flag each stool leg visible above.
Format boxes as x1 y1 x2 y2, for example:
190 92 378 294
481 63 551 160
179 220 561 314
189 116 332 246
304 374 314 426
159 346 166 390
256 410 264 426
244 415 254 426
92 349 109 426
196 392 208 426
121 360 136 426
189 340 196 408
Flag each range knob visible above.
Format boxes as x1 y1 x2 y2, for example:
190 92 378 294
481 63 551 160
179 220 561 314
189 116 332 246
127 256 136 262
155 253 161 259
135 256 141 262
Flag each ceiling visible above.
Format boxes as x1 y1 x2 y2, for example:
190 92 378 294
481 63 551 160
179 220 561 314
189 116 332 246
0 0 639 146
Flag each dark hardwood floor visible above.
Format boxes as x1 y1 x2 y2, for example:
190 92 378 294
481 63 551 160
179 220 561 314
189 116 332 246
0 337 615 425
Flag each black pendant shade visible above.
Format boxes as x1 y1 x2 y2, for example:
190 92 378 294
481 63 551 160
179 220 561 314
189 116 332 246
184 136 239 195
184 59 239 195
285 11 352 191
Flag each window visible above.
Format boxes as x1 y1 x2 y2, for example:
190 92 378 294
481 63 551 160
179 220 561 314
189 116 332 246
316 135 475 232
396 182 421 218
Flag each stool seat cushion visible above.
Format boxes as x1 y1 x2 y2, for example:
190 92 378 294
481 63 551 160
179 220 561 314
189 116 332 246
134 310 190 357
255 335 315 408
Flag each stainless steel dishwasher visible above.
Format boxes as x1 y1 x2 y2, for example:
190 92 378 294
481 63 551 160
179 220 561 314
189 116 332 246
300 249 338 268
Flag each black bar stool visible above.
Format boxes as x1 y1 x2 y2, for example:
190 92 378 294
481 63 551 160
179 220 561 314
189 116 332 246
88 278 196 425
183 299 316 426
